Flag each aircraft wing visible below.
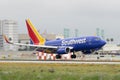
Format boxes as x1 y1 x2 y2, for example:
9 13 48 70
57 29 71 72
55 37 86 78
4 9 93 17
3 35 58 49
3 35 73 53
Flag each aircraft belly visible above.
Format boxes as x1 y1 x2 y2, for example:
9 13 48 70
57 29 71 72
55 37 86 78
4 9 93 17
35 47 57 53
73 44 86 51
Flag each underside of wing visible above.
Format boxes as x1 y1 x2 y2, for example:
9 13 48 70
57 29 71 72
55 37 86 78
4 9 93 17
3 35 73 54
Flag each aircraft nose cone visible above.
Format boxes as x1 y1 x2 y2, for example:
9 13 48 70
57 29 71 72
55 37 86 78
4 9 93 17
102 40 106 46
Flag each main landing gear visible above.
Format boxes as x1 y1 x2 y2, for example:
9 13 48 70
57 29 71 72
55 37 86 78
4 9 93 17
71 54 76 58
56 54 76 59
56 51 77 59
71 51 76 58
56 54 61 59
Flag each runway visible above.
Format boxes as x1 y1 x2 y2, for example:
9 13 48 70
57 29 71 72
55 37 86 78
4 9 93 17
0 60 120 64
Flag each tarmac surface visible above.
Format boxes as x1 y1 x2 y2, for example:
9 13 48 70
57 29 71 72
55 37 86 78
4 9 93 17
0 60 120 64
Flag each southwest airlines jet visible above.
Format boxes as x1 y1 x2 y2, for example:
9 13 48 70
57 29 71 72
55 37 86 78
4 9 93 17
3 19 106 59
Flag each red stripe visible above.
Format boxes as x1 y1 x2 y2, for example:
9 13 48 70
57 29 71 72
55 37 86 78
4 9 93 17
26 20 40 45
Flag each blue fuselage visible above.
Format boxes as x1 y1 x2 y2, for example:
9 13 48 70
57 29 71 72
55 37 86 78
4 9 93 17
45 36 106 53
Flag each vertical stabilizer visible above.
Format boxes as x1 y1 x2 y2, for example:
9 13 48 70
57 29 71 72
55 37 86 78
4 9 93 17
26 19 45 45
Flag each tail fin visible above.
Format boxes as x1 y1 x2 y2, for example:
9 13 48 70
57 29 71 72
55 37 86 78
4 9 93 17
26 19 45 45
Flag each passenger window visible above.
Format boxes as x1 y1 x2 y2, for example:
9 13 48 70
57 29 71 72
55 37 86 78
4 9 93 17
95 38 101 41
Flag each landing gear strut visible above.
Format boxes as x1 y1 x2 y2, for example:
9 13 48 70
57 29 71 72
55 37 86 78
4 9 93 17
71 51 76 58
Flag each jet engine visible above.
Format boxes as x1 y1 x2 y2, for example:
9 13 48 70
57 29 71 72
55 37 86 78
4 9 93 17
57 47 70 54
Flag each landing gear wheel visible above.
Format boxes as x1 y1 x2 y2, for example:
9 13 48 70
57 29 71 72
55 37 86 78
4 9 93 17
56 55 61 59
71 55 76 58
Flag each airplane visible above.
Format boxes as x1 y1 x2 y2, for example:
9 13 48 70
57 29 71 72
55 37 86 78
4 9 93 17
3 19 106 59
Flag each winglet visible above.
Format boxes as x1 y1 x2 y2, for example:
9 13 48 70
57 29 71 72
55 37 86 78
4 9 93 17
3 35 12 44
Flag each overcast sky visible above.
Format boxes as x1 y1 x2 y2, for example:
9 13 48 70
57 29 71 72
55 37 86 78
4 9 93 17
0 0 120 43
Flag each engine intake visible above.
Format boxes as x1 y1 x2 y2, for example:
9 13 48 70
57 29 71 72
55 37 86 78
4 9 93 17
57 47 70 54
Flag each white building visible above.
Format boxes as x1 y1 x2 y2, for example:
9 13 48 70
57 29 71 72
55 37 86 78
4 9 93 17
102 44 120 53
0 20 18 51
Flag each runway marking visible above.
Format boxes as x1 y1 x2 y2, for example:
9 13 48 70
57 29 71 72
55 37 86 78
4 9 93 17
0 61 120 64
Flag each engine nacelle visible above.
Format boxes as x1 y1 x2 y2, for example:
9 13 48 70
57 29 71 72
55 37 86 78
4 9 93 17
57 47 70 54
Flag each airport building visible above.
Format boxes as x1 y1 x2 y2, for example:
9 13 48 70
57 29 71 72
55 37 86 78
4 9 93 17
18 34 30 51
0 35 3 50
0 20 18 51
100 44 120 55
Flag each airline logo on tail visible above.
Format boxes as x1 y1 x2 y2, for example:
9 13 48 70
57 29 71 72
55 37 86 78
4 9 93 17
26 19 45 45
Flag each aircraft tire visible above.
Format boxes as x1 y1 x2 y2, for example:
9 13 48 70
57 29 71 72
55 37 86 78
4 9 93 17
71 55 76 58
56 55 61 59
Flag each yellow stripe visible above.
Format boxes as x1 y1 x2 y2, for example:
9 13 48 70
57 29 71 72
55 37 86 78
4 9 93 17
27 19 41 42
27 19 45 45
